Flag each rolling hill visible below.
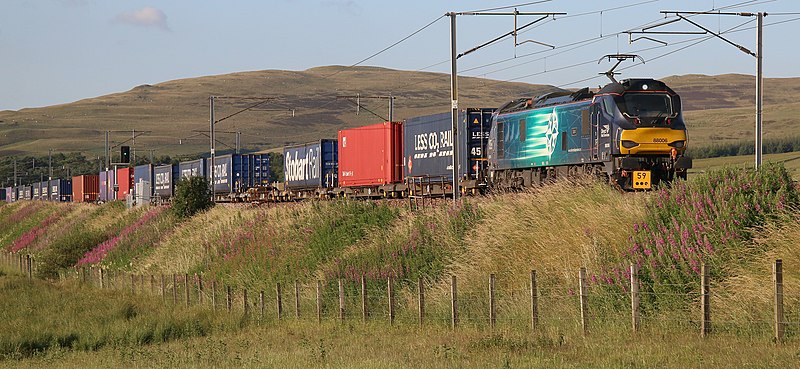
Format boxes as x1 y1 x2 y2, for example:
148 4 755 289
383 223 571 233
0 67 798 159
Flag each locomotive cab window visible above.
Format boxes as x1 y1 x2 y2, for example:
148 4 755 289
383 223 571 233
615 93 673 118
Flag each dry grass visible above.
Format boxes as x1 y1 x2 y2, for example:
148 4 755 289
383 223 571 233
430 181 645 299
135 205 257 274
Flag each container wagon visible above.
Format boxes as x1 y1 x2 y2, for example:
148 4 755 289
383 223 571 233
134 164 154 205
403 108 495 196
115 167 133 200
153 164 179 200
49 179 72 202
337 121 404 198
179 158 206 179
280 139 338 199
99 170 116 202
73 174 100 203
207 154 271 201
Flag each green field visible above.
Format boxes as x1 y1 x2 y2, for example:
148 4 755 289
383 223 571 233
690 151 800 179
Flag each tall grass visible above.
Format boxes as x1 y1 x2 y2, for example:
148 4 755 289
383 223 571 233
0 275 242 360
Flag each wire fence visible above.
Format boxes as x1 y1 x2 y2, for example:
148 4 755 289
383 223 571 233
1 251 796 341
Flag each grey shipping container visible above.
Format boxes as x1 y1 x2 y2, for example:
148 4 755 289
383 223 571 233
134 164 154 199
283 139 338 189
179 158 206 179
99 169 116 202
49 179 72 202
403 108 495 181
154 164 179 198
21 185 32 200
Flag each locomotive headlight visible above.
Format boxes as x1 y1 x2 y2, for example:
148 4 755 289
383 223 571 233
669 140 686 148
621 140 639 149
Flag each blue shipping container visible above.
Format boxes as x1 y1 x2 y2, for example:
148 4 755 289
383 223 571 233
49 179 72 202
403 108 495 181
283 139 338 189
179 158 206 179
134 164 154 198
207 154 271 194
154 164 179 198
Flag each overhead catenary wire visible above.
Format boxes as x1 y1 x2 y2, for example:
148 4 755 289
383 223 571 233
464 0 552 13
322 14 446 79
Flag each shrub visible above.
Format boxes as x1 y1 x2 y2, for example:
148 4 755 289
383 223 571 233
172 177 214 218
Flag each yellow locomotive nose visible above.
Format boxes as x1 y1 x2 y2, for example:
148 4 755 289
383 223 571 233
619 127 687 155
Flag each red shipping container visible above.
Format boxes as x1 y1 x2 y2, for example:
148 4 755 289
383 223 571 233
72 174 100 203
116 167 134 200
338 121 403 187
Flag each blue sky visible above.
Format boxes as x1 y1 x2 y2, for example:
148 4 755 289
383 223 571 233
1 0 798 110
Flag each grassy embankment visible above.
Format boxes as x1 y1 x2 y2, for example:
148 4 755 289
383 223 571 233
0 164 798 367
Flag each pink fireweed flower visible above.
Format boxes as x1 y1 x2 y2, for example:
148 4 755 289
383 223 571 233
75 207 165 266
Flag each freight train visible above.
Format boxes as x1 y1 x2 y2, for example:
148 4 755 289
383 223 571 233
3 77 691 204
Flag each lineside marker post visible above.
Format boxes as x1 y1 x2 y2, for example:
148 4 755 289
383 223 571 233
631 263 640 332
451 275 458 329
418 277 425 327
579 267 589 336
701 263 711 337
259 290 265 321
276 283 283 320
388 276 395 326
531 270 539 330
361 275 368 322
294 280 300 319
489 273 496 329
338 279 345 321
226 285 232 313
316 280 322 324
774 259 785 342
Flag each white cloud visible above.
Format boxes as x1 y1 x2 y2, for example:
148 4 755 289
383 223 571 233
115 6 170 31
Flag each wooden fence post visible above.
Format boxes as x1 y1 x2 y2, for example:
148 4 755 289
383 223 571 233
150 275 155 295
361 275 368 322
26 255 31 279
531 270 538 330
197 274 204 304
418 277 425 326
294 280 300 319
276 283 283 320
82 268 87 283
160 274 165 301
316 280 322 324
211 281 217 311
701 263 711 337
226 285 232 313
140 274 145 293
259 290 265 320
338 279 345 321
579 267 589 336
185 273 190 306
172 274 178 304
451 275 458 329
774 259 785 342
130 274 135 294
100 268 105 289
489 273 496 329
243 289 249 317
631 263 640 332
388 276 395 326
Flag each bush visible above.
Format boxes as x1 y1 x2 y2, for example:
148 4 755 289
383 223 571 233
172 177 214 218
